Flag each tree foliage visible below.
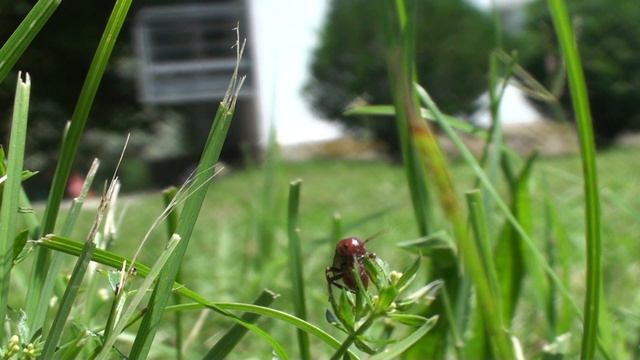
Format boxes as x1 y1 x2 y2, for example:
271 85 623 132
305 0 495 152
517 0 640 143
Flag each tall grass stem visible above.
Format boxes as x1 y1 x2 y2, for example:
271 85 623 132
545 1 602 358
287 179 311 360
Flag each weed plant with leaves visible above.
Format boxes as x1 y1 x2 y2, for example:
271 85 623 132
325 253 440 359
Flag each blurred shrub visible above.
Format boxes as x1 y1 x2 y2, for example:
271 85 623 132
305 0 495 153
0 0 178 174
517 0 640 143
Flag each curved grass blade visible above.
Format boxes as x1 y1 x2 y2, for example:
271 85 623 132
286 179 311 360
345 105 482 137
545 1 602 358
0 73 30 342
0 0 61 83
94 234 182 359
203 289 278 360
36 235 357 359
40 178 118 359
26 0 134 334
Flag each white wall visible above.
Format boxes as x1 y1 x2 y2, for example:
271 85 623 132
248 0 342 146
247 0 538 145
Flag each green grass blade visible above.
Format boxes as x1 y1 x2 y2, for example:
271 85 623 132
466 190 514 360
26 0 133 333
345 105 481 137
287 179 311 359
0 0 61 83
541 175 573 335
162 186 183 360
40 178 118 359
367 317 438 360
94 234 182 360
415 84 582 318
31 158 100 335
203 289 278 360
545 1 602 358
0 73 30 342
256 124 280 269
169 302 358 359
128 40 245 358
36 235 352 359
380 0 432 239
494 154 537 323
381 2 461 357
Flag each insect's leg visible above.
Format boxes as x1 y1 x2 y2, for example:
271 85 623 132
326 267 350 292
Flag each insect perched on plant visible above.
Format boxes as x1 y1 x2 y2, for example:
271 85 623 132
326 236 375 292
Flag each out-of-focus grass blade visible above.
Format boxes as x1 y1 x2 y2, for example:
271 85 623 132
26 0 133 333
40 178 118 359
0 73 30 342
203 289 278 360
256 124 279 269
466 190 513 360
368 316 438 360
128 34 245 358
345 104 482 137
494 154 536 323
287 179 311 360
162 186 183 360
546 1 603 358
0 0 61 83
415 84 583 320
541 176 572 335
381 2 460 357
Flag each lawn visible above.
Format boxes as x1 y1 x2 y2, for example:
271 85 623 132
19 145 638 358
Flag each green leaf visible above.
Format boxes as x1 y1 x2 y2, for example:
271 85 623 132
368 316 438 360
12 230 28 263
396 280 442 311
387 314 429 327
337 290 355 329
395 257 420 292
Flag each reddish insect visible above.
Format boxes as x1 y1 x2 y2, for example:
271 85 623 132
326 237 374 291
